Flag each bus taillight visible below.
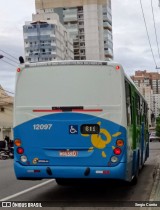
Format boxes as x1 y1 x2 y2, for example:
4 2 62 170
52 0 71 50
113 147 121 155
17 147 24 154
116 140 124 147
14 139 21 147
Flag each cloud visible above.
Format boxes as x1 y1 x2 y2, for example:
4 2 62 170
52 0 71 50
1 0 160 92
112 0 160 73
0 0 35 92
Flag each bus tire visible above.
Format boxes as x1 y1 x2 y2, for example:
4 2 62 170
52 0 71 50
130 174 138 185
130 154 139 186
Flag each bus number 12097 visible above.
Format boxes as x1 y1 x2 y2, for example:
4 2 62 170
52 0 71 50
33 124 53 130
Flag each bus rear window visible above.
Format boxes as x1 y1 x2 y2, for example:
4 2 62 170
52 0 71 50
15 65 122 107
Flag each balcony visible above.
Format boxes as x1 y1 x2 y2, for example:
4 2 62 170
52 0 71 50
79 28 84 33
74 55 80 60
78 15 84 20
80 45 85 49
80 53 85 56
104 50 113 59
103 22 112 31
78 24 84 29
73 44 79 49
51 42 56 47
74 51 80 56
25 52 30 57
50 33 56 38
73 38 79 43
51 51 56 55
77 9 83 14
64 15 77 22
63 9 77 15
103 15 112 24
79 39 85 42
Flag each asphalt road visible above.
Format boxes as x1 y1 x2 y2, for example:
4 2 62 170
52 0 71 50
0 142 160 209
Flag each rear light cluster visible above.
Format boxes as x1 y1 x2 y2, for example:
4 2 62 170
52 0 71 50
113 147 121 155
111 139 124 163
17 147 24 154
113 139 124 155
15 139 24 154
14 139 21 147
14 139 28 162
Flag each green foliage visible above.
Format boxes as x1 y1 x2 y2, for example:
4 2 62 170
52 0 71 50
156 116 160 137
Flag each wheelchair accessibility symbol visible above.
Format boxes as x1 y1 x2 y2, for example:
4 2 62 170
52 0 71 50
69 125 78 134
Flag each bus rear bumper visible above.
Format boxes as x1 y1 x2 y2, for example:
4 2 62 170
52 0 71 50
14 162 127 181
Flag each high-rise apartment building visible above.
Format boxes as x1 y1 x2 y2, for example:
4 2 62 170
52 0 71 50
23 13 73 63
151 94 160 118
131 70 160 94
35 0 113 61
131 70 160 125
138 83 153 126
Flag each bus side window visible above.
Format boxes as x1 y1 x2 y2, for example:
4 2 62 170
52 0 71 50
136 93 140 125
125 81 132 126
144 103 148 125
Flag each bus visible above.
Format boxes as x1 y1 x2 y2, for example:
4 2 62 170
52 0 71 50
13 60 149 185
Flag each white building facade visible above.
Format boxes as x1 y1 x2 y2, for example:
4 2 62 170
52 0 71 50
35 0 113 61
151 94 160 118
23 13 74 63
131 70 160 126
0 85 13 140
138 84 153 126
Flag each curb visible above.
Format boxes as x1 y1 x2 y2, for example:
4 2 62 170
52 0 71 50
149 164 160 201
147 163 160 210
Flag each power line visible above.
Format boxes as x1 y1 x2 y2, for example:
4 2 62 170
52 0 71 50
0 49 18 61
151 0 160 59
0 59 17 67
3 55 19 64
139 0 158 68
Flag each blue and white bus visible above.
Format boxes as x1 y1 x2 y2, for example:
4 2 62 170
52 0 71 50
13 61 149 185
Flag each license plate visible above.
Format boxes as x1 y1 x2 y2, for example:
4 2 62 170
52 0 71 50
59 151 78 157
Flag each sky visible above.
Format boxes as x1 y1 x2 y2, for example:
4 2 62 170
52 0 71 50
0 0 160 94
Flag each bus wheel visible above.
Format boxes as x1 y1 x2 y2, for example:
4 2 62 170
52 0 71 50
130 159 139 185
130 174 138 185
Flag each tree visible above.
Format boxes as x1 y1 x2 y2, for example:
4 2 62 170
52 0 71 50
155 116 160 137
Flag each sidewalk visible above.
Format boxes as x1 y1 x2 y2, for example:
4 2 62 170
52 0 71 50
147 160 160 210
149 163 160 202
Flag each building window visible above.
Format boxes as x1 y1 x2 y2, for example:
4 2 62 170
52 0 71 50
0 107 4 112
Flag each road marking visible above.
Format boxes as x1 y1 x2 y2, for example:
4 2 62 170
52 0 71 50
0 179 54 201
